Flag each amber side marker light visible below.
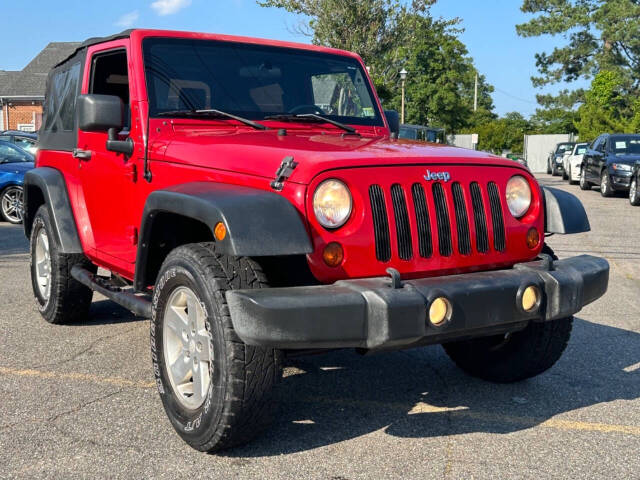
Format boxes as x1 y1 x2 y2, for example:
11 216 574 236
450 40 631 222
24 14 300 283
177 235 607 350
526 227 540 249
323 242 344 267
521 285 541 312
214 222 227 241
429 297 452 326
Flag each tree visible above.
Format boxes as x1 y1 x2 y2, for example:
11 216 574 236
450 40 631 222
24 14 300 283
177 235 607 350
462 112 531 154
517 0 640 89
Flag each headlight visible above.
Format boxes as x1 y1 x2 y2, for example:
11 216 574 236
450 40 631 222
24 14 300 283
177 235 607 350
611 163 632 172
505 175 532 218
313 179 352 229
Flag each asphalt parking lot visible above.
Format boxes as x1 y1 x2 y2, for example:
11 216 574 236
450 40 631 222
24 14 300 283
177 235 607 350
0 174 638 479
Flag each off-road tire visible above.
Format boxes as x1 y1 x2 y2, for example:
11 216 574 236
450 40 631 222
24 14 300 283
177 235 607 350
600 170 614 197
629 177 640 206
579 166 591 190
150 243 282 452
443 245 572 383
30 205 95 324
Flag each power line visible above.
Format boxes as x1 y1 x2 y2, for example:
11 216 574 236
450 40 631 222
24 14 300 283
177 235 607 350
493 87 538 105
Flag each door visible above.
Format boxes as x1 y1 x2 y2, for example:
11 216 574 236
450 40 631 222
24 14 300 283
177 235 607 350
77 44 138 264
586 136 602 182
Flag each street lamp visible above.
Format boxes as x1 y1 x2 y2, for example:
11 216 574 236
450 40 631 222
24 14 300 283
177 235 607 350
399 68 408 124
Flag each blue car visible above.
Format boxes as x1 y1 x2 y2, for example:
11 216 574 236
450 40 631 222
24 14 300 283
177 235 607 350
0 140 34 224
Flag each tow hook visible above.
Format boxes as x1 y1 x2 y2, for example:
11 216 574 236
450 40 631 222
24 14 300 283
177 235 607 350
386 268 403 289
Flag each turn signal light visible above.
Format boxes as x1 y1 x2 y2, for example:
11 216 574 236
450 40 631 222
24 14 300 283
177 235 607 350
214 222 227 241
526 227 540 249
521 285 541 312
323 242 344 267
429 297 452 326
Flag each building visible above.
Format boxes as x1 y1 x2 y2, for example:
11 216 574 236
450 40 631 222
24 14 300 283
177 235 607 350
0 42 80 132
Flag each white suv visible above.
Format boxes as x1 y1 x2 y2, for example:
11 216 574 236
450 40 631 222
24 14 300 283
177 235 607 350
563 142 589 184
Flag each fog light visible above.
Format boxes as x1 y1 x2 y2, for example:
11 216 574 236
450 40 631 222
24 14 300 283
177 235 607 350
323 242 344 267
214 222 227 241
526 227 540 249
429 297 452 326
521 285 541 312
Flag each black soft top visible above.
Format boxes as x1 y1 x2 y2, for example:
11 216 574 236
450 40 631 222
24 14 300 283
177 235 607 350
54 29 133 68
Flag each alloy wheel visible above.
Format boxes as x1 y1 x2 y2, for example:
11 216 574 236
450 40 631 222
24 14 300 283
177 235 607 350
163 286 213 410
1 186 24 223
34 229 52 301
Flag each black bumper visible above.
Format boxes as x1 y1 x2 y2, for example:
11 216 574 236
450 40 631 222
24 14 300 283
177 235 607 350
226 255 609 350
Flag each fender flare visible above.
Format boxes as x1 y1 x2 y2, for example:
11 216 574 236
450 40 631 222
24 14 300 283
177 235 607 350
542 186 590 234
134 182 313 289
23 167 83 253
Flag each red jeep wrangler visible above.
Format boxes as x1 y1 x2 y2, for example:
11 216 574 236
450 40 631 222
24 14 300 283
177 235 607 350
24 29 609 452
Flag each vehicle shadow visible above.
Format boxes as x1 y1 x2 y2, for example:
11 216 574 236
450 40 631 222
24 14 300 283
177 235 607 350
0 224 29 256
85 299 145 325
224 317 639 457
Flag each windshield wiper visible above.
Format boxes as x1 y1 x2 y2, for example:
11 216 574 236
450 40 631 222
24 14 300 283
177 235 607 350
156 109 268 130
265 113 357 134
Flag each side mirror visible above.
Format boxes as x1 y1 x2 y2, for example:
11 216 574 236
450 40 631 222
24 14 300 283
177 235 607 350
77 94 124 132
384 110 400 138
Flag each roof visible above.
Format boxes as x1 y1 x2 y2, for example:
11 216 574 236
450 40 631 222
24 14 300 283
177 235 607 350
0 42 80 99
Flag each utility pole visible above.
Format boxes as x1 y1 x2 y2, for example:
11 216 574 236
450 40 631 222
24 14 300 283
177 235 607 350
474 72 478 112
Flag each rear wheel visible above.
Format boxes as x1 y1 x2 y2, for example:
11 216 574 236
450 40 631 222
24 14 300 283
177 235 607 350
29 205 95 324
630 177 640 206
546 159 551 174
579 166 591 190
600 170 614 197
151 243 282 452
1 185 24 224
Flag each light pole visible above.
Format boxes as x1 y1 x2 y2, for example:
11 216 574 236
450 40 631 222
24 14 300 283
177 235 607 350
400 68 408 124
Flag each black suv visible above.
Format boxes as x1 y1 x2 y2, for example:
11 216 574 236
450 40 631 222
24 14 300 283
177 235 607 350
580 133 640 197
547 142 575 176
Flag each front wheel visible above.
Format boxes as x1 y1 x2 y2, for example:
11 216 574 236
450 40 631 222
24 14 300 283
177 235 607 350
600 171 614 197
630 177 640 206
562 167 568 180
151 243 282 452
579 166 591 190
443 317 573 383
1 185 24 224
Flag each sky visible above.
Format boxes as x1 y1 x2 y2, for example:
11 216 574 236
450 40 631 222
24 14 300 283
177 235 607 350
1 0 586 117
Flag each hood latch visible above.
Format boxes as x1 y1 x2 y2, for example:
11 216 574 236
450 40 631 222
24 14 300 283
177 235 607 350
270 156 298 191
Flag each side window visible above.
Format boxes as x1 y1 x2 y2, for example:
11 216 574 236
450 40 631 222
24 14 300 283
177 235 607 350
90 50 130 126
600 138 608 153
43 62 81 132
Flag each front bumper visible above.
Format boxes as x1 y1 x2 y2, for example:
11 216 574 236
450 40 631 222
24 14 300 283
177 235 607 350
611 173 632 190
226 255 609 350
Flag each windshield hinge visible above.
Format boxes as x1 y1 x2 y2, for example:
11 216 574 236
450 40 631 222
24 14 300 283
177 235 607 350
270 156 298 191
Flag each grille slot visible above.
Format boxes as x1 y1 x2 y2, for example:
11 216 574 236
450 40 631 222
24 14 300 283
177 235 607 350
391 184 413 260
451 182 471 255
369 184 392 261
411 183 432 258
470 182 489 253
432 182 453 257
487 182 506 252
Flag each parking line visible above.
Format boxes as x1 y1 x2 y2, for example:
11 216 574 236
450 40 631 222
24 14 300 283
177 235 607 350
1 366 638 436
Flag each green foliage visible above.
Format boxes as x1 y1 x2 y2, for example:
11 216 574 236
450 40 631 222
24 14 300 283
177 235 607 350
257 0 494 133
462 112 531 154
574 71 640 139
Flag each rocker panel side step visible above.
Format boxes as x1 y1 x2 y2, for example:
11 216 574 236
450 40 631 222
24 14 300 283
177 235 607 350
71 265 152 318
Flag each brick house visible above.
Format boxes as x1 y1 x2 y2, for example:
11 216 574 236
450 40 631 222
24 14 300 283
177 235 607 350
0 42 80 132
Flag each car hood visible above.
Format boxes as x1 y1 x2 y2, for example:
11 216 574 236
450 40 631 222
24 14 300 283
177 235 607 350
0 162 34 175
159 128 526 185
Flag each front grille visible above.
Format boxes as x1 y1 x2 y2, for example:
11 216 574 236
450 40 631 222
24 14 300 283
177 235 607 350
369 180 506 262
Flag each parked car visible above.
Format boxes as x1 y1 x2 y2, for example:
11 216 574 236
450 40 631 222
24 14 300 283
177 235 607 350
580 133 640 197
629 161 640 206
547 142 575 176
24 28 609 453
505 153 528 168
0 130 38 155
0 140 34 223
398 124 446 143
563 142 589 184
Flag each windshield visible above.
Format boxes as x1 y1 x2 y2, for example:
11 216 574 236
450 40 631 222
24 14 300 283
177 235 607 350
0 142 33 164
610 136 640 156
555 143 574 154
143 38 383 127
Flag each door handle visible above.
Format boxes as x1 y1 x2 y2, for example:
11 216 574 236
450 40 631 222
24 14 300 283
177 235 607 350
73 149 92 161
